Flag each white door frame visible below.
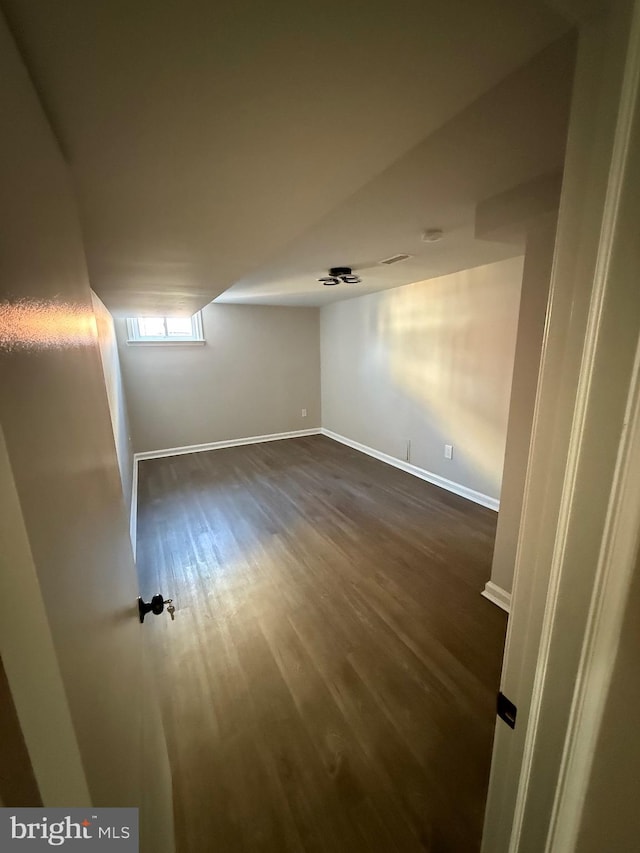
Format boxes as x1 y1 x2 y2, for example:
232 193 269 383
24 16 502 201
482 0 640 850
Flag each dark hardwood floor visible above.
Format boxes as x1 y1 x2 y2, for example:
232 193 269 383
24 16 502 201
137 435 507 853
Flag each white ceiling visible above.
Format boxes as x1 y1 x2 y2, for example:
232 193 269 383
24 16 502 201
219 34 575 306
4 0 571 314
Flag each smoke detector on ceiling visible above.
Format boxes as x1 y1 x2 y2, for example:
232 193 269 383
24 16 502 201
318 266 361 286
378 253 413 266
422 228 444 243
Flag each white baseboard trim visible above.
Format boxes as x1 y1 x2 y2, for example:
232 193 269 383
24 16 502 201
320 428 500 512
130 456 139 561
129 426 498 558
134 428 322 462
481 581 512 613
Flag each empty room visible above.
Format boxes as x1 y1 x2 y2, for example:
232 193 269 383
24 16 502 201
2 2 640 853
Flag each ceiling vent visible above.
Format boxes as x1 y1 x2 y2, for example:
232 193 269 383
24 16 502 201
378 253 412 266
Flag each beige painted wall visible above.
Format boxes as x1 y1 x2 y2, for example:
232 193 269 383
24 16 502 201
321 258 523 502
92 292 134 510
0 14 173 851
489 218 557 593
115 303 320 453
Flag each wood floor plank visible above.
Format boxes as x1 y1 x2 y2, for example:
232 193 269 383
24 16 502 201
137 435 507 852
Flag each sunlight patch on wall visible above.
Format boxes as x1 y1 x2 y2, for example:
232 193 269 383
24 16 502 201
375 264 521 491
0 299 97 351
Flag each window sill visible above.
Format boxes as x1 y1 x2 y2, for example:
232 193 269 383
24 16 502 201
126 339 206 346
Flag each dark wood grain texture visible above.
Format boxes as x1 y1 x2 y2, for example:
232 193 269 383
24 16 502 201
137 435 507 853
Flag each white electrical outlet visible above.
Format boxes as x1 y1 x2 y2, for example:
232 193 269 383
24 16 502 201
444 444 453 460
301 408 307 418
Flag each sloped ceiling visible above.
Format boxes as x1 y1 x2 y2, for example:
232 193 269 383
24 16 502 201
3 0 570 314
220 34 575 306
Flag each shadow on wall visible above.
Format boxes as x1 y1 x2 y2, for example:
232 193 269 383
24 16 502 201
323 258 523 500
91 292 134 509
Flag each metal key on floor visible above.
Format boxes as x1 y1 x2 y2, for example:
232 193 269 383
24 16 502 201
167 603 176 621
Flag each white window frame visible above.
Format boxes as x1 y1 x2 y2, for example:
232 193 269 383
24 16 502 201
125 312 205 344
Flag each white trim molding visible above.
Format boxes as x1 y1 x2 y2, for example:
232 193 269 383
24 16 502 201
481 7 640 851
512 8 640 851
548 304 640 852
130 456 139 561
134 428 321 462
482 581 512 613
321 428 500 511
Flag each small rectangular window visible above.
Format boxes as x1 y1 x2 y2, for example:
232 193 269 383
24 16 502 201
126 312 204 344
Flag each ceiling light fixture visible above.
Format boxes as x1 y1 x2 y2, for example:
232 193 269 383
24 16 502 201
318 266 361 286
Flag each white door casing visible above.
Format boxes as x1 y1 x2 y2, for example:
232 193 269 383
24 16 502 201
482 0 640 850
